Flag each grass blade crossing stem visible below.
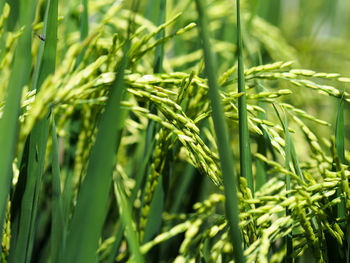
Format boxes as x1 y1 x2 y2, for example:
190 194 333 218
0 0 38 251
51 115 65 263
195 0 244 262
236 0 253 195
76 0 88 65
142 0 167 246
273 104 293 262
62 31 131 263
8 0 58 261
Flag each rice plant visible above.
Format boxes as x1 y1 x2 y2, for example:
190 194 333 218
0 0 349 262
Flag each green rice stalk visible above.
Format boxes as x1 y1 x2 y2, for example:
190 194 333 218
5 0 19 31
194 0 244 262
153 0 166 74
0 0 38 252
142 0 167 245
255 133 268 190
61 26 131 263
51 114 65 263
76 0 88 65
114 178 145 263
257 0 281 26
106 140 155 263
8 0 58 261
335 94 346 254
139 129 172 240
334 92 350 262
335 94 345 164
272 104 293 262
236 0 254 195
255 82 267 190
143 175 165 243
80 0 89 42
290 143 305 182
144 0 159 24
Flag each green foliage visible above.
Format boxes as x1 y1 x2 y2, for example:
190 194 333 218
0 0 349 262
195 0 244 262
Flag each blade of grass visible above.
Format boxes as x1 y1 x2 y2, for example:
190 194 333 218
236 0 254 195
290 143 305 181
255 83 267 190
254 54 267 190
284 112 293 263
62 0 89 222
334 93 350 263
335 94 345 164
0 2 10 61
142 0 167 247
348 218 350 263
143 176 165 243
194 0 244 262
0 0 38 250
153 0 166 74
335 94 346 247
80 0 89 42
6 0 20 30
106 140 155 263
272 104 293 262
61 149 75 227
170 163 195 214
257 0 281 26
51 114 65 263
114 178 145 263
8 0 58 261
253 53 267 190
61 30 131 263
76 0 88 65
335 94 345 221
27 3 59 258
144 0 160 24
255 130 267 190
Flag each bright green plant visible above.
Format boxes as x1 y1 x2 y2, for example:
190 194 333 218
0 0 349 262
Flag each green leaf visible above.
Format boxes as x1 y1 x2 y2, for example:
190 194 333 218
142 0 167 247
335 94 345 164
114 178 145 263
51 115 66 263
0 0 38 252
76 0 89 65
8 0 58 261
236 0 254 196
272 104 293 262
61 34 130 263
194 0 244 262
